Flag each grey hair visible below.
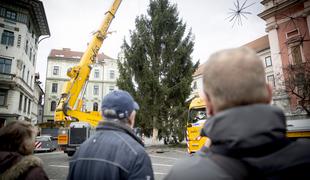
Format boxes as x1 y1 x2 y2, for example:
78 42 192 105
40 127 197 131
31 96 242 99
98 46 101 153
202 47 269 112
102 109 129 123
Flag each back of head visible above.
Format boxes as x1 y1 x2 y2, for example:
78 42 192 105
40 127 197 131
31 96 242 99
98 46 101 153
203 47 269 112
0 121 36 155
101 90 139 122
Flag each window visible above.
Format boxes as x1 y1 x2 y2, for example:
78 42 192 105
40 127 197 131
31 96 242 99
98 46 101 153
17 34 21 48
267 75 275 88
291 45 302 64
296 73 305 86
33 54 36 66
30 76 33 87
109 70 115 79
27 20 31 33
22 65 25 79
93 85 99 95
5 10 16 21
0 118 5 128
28 100 31 114
26 70 29 83
50 101 56 111
29 48 32 61
0 58 12 74
23 97 27 113
53 66 59 75
94 69 99 78
265 56 272 67
1 30 14 46
19 93 23 110
52 83 58 93
82 104 87 111
193 81 197 90
25 40 28 54
0 90 8 106
286 29 299 39
109 86 114 92
93 102 98 111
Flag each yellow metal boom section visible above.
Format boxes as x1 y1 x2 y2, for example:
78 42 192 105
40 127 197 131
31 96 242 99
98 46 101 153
54 0 122 127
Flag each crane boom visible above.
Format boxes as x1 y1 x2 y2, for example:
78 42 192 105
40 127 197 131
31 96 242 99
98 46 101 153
54 0 122 127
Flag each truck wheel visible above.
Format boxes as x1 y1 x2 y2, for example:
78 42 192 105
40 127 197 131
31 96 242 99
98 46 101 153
67 151 75 157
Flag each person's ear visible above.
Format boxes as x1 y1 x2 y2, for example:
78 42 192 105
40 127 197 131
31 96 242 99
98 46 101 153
266 84 273 104
200 91 214 116
128 111 136 128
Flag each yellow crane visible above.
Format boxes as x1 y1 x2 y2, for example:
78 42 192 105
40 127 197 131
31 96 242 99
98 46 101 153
54 0 122 127
54 0 122 156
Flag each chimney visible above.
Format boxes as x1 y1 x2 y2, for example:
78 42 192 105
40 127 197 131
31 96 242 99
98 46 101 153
63 48 71 51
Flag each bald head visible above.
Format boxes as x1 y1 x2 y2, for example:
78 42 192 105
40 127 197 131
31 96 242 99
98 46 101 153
202 47 271 113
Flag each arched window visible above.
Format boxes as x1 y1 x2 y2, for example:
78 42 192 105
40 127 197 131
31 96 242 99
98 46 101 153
93 102 98 111
51 101 56 111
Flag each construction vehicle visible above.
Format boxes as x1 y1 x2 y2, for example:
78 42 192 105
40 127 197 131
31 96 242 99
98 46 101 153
54 0 122 156
186 97 310 154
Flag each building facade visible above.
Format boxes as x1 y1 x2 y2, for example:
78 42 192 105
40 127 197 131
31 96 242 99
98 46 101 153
43 48 118 122
190 35 291 112
243 35 291 112
0 0 49 127
259 0 310 115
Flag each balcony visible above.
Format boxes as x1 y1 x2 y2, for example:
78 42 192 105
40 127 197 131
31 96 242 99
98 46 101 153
0 72 16 88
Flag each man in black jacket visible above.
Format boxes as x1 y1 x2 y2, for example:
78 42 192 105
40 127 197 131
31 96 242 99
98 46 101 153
164 47 310 180
68 90 154 180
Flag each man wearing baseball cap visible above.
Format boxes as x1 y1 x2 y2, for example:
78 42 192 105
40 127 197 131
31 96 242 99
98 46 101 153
68 90 154 180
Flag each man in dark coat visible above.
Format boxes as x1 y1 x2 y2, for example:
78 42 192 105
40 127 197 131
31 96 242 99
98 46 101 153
68 90 154 180
164 47 310 180
0 121 48 180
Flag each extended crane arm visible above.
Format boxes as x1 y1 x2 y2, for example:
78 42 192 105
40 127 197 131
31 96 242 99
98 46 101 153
54 0 122 127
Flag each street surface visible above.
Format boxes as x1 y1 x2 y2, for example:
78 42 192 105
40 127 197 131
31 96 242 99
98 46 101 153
35 146 188 180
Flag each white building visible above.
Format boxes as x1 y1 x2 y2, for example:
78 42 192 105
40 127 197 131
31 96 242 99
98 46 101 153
190 35 290 112
0 0 49 127
43 48 118 122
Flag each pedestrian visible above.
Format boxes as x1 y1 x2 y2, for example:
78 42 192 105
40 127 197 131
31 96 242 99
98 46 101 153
164 47 310 180
0 121 49 180
68 90 154 180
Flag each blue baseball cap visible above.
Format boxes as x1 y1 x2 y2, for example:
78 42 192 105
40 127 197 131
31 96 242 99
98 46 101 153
101 90 139 119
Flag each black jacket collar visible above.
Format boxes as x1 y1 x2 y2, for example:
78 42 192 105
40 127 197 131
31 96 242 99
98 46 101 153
201 104 288 158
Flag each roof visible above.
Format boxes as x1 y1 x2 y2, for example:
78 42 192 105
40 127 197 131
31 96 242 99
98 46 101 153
193 63 206 77
2 0 50 36
193 35 270 77
242 35 270 53
48 48 113 61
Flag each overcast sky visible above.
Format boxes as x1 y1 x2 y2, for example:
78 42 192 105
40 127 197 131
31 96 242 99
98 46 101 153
38 0 266 88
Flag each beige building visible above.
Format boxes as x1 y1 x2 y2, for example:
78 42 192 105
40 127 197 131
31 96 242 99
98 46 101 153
43 48 118 122
190 35 290 112
243 35 290 112
0 0 49 126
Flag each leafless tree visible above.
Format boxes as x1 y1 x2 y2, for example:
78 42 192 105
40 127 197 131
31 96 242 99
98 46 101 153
282 57 310 115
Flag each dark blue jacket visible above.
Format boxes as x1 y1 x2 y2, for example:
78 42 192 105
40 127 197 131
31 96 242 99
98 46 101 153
67 121 154 180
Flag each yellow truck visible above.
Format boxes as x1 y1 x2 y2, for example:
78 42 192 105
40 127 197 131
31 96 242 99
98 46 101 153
54 0 123 156
186 97 208 153
186 97 310 154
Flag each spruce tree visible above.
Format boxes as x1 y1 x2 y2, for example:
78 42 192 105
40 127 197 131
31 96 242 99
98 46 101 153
117 0 198 143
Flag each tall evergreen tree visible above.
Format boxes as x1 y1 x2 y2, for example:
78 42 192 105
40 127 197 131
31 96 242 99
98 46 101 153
117 0 198 143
